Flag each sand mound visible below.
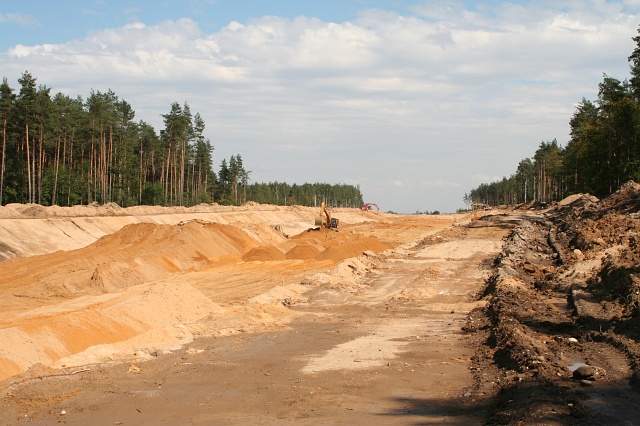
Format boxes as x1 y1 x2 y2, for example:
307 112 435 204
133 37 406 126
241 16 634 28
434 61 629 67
243 246 287 262
18 204 48 218
558 193 599 208
0 222 259 307
92 221 255 258
286 243 323 260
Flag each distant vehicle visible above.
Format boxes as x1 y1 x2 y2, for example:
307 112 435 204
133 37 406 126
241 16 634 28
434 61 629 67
361 203 379 211
471 203 490 211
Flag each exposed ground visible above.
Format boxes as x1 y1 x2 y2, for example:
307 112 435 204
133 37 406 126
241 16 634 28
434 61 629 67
1 188 640 425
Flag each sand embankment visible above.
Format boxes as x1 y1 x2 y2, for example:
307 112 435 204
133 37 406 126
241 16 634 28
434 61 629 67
0 203 382 260
0 203 408 382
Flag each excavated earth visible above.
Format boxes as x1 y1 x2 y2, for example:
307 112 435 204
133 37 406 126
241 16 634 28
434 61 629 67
1 189 640 425
466 181 640 425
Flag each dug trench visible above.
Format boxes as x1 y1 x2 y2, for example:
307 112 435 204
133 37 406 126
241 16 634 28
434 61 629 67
0 205 511 425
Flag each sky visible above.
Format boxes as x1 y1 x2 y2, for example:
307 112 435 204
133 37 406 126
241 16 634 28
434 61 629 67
1 1 640 213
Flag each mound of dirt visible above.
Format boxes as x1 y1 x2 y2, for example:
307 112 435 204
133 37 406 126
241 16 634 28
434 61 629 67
0 222 258 308
286 242 323 260
242 245 287 262
557 193 599 208
467 182 640 424
598 180 640 213
19 204 49 218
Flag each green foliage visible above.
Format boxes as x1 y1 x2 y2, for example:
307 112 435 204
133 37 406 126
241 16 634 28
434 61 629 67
467 26 640 207
213 156 363 208
243 181 364 208
141 182 164 206
0 72 365 209
0 73 219 207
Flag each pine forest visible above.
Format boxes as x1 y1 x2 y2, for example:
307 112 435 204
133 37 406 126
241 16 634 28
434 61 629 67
0 72 363 208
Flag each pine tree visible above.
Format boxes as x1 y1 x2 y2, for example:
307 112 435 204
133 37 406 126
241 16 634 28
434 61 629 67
0 78 15 205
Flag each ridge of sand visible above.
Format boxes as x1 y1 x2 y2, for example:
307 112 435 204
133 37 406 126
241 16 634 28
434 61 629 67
0 205 439 382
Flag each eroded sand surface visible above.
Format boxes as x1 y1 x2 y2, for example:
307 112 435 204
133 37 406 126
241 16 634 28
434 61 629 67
9 194 640 425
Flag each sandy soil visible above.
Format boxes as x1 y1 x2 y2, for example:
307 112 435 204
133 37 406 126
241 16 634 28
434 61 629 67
2 189 640 425
0 203 473 424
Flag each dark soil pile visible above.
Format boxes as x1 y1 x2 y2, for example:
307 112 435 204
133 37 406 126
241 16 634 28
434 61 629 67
467 182 640 425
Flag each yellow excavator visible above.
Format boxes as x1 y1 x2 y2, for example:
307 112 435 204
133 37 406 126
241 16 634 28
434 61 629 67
315 202 339 229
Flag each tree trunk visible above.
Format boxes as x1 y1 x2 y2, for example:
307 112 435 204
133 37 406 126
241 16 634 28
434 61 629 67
31 134 36 204
25 123 32 203
67 130 73 206
38 126 44 205
180 139 185 206
89 124 94 204
139 139 143 204
0 117 6 205
52 134 61 205
164 146 171 206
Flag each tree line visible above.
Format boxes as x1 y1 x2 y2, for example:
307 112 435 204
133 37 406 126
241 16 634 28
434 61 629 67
466 27 640 208
0 71 217 207
0 72 363 208
244 182 364 208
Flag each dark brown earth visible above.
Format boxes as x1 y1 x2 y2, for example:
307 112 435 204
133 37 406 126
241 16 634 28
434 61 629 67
466 181 640 425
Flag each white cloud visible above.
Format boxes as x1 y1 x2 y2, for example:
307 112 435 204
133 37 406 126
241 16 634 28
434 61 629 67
0 13 40 26
1 1 639 212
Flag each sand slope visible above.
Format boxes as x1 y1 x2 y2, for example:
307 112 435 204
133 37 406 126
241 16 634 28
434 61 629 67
0 204 415 381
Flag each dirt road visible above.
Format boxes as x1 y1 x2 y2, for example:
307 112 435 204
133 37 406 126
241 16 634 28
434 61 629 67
0 208 509 425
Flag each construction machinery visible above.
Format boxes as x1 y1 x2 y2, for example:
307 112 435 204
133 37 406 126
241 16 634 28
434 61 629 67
315 202 339 229
361 203 379 211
